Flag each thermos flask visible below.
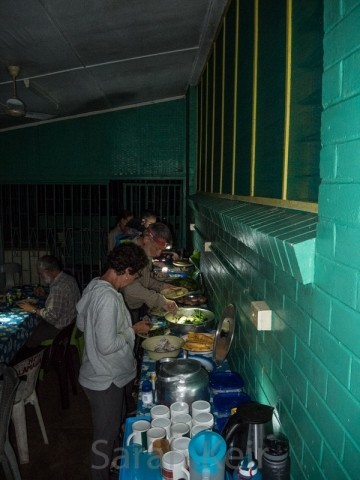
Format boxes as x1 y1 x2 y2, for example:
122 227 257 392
262 433 290 480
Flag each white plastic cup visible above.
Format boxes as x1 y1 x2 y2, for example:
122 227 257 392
170 401 189 419
171 413 192 429
150 404 170 420
170 436 191 467
126 420 151 449
191 400 211 418
151 417 172 438
169 422 190 441
161 451 190 480
192 412 214 429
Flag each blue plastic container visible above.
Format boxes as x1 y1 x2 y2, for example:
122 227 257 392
209 371 245 394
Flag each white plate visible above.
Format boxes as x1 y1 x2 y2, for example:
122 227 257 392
16 297 38 306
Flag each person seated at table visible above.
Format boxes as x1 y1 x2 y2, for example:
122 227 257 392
121 222 179 323
18 255 81 347
76 243 151 480
107 210 136 252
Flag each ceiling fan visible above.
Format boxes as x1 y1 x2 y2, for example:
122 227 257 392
0 65 57 121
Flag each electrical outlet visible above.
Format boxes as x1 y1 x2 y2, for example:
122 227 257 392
251 301 272 330
204 241 212 252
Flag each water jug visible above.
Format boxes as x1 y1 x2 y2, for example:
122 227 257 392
262 433 290 480
189 430 226 480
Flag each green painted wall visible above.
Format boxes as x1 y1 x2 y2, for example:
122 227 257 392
0 100 186 183
190 1 360 479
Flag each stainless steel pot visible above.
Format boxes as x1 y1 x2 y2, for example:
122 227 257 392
164 307 215 334
155 358 210 406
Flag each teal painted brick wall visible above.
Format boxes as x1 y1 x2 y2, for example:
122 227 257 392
190 198 359 478
190 5 360 472
0 99 186 183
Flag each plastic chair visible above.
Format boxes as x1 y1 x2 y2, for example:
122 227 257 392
40 322 78 409
0 364 21 480
11 348 48 464
0 263 22 291
70 324 84 363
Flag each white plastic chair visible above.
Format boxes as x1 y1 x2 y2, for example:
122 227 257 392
0 364 21 480
11 348 49 464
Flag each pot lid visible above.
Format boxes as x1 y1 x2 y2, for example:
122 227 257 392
160 358 202 379
212 304 236 366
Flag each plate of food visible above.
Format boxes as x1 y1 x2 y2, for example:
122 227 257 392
182 331 215 354
160 287 189 300
139 319 170 338
172 259 193 268
177 293 207 307
149 307 168 317
16 297 38 306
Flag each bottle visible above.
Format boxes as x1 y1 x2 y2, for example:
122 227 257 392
262 434 290 480
141 378 153 406
150 372 157 403
233 455 262 479
6 292 14 307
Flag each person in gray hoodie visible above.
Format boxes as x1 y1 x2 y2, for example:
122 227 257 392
76 243 150 480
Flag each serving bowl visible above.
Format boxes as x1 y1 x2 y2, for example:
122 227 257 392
141 335 184 360
164 307 214 334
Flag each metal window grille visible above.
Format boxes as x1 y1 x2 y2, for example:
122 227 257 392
0 180 185 290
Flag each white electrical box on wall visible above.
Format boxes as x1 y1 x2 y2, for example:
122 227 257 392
251 301 272 330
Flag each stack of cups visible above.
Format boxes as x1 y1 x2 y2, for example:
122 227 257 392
149 400 214 479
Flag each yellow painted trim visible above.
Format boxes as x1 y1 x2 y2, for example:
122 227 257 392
232 0 239 195
250 0 259 196
211 45 216 193
204 64 209 190
198 78 203 191
220 19 226 194
204 192 318 214
194 87 198 191
282 0 292 200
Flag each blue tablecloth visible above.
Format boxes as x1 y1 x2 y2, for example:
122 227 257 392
0 307 40 364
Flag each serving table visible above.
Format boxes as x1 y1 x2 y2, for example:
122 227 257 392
119 348 233 479
137 351 230 419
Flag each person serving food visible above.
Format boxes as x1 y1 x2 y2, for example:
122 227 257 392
121 222 180 323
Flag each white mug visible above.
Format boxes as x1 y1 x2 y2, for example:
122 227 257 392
170 436 191 467
171 413 192 429
169 422 190 441
151 417 172 438
192 412 214 429
191 424 211 438
161 451 190 480
147 426 167 452
151 404 170 420
126 420 151 449
191 400 211 418
170 401 189 419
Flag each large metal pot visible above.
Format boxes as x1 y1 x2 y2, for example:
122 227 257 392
156 358 210 406
164 307 214 334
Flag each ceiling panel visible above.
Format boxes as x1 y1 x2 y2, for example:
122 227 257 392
0 0 227 131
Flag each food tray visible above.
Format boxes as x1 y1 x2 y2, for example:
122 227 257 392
120 415 162 480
